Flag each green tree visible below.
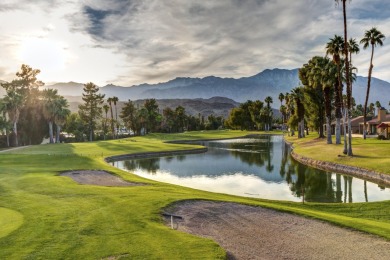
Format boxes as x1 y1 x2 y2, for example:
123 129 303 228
120 100 140 135
63 113 85 142
360 27 385 139
249 100 264 130
175 106 186 132
299 58 325 138
144 99 161 133
326 35 344 144
162 107 175 133
78 82 105 141
290 88 305 138
1 64 44 146
264 96 273 131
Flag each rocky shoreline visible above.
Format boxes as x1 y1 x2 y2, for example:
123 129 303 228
286 139 390 187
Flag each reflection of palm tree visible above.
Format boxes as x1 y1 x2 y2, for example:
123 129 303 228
336 174 342 202
364 180 368 202
348 177 353 203
343 175 348 203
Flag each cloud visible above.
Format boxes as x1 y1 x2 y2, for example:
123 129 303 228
69 0 347 85
3 0 390 86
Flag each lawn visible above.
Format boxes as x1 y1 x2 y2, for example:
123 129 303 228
0 130 389 259
285 132 390 175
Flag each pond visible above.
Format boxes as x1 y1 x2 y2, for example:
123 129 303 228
111 135 390 203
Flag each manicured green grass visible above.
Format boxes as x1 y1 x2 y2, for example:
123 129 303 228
0 208 23 239
0 130 389 259
285 132 390 175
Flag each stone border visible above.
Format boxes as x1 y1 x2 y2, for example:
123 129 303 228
287 139 390 187
105 147 208 162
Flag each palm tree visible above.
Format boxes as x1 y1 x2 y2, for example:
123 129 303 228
2 84 23 146
326 35 344 145
103 104 109 140
369 103 375 116
290 88 305 138
360 27 385 139
264 96 273 131
107 97 115 138
346 38 360 155
42 89 60 143
306 56 336 143
54 96 70 143
278 93 284 106
112 96 119 137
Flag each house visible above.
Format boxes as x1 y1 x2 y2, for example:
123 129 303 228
327 115 366 135
361 107 390 138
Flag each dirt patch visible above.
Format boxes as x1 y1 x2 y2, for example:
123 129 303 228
164 200 390 260
60 170 144 187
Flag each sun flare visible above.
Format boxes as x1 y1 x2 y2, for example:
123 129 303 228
19 38 67 72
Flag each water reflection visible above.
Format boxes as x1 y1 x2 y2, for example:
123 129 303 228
112 135 390 203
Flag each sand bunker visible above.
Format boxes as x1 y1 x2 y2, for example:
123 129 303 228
164 200 390 259
61 170 143 187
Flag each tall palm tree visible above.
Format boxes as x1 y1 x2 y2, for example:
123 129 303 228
360 27 385 139
54 97 70 143
42 89 60 143
103 104 109 140
326 35 344 145
290 88 305 138
278 93 285 130
347 38 360 155
278 93 284 106
107 97 114 138
112 96 119 137
264 96 273 131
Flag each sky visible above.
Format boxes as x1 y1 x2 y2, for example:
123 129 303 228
0 0 389 87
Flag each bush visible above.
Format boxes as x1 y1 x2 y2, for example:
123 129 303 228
377 135 387 140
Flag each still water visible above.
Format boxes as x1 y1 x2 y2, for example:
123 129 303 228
112 135 390 203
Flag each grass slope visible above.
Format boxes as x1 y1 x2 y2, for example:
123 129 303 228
0 130 389 259
285 133 390 174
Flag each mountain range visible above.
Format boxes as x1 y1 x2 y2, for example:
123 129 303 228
43 68 390 108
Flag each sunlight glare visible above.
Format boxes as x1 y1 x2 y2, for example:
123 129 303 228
19 38 66 72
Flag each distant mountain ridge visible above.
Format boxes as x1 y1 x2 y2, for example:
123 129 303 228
38 68 390 107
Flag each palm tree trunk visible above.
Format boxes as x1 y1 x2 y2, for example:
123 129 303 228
110 106 114 139
364 180 368 202
342 0 352 154
49 121 54 143
326 117 332 144
115 104 118 138
56 124 61 143
348 53 353 156
363 45 375 140
336 118 341 144
13 121 18 147
343 109 347 154
347 113 353 156
6 127 9 147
